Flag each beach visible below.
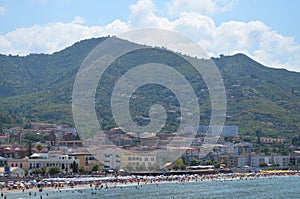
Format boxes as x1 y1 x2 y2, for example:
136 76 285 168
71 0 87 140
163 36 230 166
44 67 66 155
1 170 300 199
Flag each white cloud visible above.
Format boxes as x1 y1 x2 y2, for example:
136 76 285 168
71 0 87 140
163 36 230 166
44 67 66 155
0 0 299 72
0 6 6 15
0 17 129 55
167 0 238 17
173 12 216 40
127 0 300 71
194 19 300 71
72 16 86 24
104 19 130 34
129 0 170 28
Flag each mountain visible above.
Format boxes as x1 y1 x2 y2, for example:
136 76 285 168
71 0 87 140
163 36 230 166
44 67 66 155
213 54 300 140
0 37 299 141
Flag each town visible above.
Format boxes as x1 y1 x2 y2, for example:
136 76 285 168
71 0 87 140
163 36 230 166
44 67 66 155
0 122 299 178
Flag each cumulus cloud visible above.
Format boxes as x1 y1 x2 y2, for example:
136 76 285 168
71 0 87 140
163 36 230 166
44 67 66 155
0 16 130 55
0 0 299 71
167 0 238 17
129 0 170 28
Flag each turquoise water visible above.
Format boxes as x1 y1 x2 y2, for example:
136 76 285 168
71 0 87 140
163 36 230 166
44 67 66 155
4 176 300 199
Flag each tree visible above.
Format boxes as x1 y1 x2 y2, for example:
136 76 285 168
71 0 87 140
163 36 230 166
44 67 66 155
48 166 60 176
256 130 261 144
91 164 99 173
26 141 33 156
31 168 41 175
40 167 47 176
259 162 268 168
205 159 213 165
172 158 186 170
148 163 159 171
36 144 43 152
243 137 252 142
135 164 146 171
47 144 52 151
190 158 202 166
71 160 78 173
79 166 89 175
224 136 234 143
125 164 134 172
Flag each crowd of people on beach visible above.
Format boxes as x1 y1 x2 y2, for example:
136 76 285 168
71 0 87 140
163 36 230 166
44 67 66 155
0 170 299 198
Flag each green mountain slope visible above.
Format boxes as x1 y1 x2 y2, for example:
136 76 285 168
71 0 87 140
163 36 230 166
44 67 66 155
0 38 299 141
214 54 300 139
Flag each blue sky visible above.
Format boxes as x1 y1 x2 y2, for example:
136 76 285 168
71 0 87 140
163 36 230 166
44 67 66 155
0 0 299 71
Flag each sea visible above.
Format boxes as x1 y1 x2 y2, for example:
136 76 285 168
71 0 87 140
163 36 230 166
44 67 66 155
5 176 300 199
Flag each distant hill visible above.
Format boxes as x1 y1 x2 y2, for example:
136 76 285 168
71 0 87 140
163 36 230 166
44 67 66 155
0 37 299 141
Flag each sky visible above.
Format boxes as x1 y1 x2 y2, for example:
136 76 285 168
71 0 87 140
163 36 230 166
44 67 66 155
0 0 299 71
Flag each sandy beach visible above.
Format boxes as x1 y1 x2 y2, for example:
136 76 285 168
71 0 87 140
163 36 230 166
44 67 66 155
1 170 299 198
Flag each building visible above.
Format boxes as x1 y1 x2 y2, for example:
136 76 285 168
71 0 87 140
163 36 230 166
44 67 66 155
233 142 252 155
237 155 251 168
58 140 83 147
0 136 9 144
219 155 238 168
250 155 272 168
7 153 79 174
186 125 239 137
0 146 27 159
289 151 300 168
260 137 286 144
0 156 7 167
272 155 289 168
122 152 157 171
102 149 123 170
30 122 57 130
68 152 103 170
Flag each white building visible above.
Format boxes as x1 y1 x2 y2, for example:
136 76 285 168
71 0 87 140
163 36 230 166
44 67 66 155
272 155 289 167
251 155 272 168
237 155 251 168
8 153 79 174
102 148 123 170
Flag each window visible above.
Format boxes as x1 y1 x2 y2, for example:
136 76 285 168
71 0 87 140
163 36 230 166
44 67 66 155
20 163 23 168
11 163 14 167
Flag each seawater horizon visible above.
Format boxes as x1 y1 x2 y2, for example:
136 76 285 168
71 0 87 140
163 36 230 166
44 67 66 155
4 175 300 199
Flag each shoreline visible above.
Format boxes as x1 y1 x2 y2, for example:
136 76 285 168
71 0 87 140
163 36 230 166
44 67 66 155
1 170 300 196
